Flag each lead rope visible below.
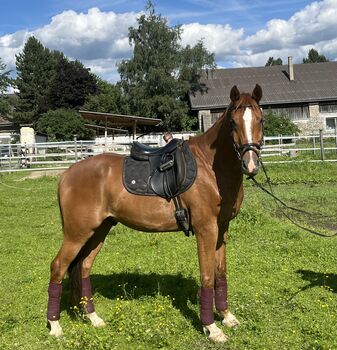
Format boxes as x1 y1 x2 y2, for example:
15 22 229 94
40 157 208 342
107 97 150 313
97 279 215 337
247 160 337 238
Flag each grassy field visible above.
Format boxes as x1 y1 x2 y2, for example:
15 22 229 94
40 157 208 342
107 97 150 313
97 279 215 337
0 162 337 350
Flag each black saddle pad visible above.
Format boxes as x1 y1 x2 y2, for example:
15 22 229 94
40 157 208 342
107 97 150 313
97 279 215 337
123 141 197 197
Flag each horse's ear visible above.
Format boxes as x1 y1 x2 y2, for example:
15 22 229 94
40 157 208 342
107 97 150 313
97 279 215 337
230 85 240 102
252 84 262 103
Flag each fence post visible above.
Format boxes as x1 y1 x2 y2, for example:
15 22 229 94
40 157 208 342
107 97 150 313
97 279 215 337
312 134 316 155
319 129 325 161
74 135 78 162
335 117 337 154
9 143 12 172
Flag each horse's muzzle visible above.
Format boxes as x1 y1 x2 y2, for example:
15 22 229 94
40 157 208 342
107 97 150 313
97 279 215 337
241 148 260 176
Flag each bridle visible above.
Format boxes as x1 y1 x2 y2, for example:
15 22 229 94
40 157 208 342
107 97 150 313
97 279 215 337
227 103 264 161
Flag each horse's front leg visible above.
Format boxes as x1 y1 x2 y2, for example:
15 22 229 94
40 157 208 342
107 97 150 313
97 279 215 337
215 230 240 328
196 225 228 343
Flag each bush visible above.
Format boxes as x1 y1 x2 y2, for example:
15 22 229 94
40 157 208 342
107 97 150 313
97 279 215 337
263 109 300 136
36 109 94 141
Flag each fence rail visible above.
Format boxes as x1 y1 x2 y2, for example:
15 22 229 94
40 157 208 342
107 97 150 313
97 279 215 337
1 132 337 173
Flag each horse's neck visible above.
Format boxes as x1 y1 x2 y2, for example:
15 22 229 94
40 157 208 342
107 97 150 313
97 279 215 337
191 113 239 167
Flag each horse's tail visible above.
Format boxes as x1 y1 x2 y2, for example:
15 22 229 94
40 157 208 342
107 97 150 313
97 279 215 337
68 253 83 309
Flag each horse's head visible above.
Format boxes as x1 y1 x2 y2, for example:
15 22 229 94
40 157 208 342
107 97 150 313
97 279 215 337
228 84 263 177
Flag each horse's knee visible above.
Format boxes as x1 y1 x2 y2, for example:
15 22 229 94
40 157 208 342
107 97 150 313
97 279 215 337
50 259 61 281
201 275 214 289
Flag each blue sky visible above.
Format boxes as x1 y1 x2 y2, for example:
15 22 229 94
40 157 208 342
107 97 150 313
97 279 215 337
0 0 312 34
1 0 336 82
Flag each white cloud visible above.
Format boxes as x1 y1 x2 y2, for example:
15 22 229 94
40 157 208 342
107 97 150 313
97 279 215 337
35 8 138 59
0 8 139 79
180 23 245 57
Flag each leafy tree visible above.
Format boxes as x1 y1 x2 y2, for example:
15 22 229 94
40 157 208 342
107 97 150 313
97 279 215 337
14 36 57 125
118 1 215 130
36 109 93 141
0 58 13 118
49 57 98 110
264 109 300 136
303 48 329 63
82 79 128 114
265 57 283 66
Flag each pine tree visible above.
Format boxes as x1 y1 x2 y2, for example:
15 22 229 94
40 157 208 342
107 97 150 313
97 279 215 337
0 58 13 119
14 36 57 125
303 48 329 63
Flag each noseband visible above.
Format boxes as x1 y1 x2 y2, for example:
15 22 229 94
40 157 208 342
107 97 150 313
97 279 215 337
236 143 261 160
228 103 263 161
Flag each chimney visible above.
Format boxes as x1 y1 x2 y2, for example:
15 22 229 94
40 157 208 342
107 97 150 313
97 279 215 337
288 56 294 81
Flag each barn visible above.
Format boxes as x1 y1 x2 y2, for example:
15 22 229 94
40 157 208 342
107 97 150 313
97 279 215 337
189 57 337 135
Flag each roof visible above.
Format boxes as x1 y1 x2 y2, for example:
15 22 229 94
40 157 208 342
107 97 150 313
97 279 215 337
79 111 161 127
189 61 337 110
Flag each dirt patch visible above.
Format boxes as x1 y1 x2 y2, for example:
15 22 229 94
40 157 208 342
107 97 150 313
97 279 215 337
19 169 65 180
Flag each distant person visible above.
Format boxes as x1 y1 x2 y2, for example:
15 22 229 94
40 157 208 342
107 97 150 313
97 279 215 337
163 132 173 143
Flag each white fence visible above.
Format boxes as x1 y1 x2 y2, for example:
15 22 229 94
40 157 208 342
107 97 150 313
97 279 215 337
1 132 337 173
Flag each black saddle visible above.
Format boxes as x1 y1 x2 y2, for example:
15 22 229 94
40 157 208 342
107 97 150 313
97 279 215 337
123 139 197 199
130 138 181 161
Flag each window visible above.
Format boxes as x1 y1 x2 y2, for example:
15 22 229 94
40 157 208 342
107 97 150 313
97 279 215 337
320 103 337 113
326 117 336 131
265 105 309 121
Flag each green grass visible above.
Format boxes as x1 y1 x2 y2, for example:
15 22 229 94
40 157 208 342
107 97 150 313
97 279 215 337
0 163 337 350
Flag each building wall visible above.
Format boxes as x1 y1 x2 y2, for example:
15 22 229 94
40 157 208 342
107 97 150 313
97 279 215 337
197 101 337 134
295 103 324 135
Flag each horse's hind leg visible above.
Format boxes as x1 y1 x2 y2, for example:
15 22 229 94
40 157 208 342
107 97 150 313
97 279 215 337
47 217 115 337
48 238 87 337
78 218 116 328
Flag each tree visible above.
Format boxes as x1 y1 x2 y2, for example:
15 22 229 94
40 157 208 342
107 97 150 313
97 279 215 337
14 36 57 125
303 48 329 63
265 57 283 66
264 109 300 136
118 1 215 130
14 36 98 127
82 79 128 114
0 58 13 119
49 57 98 110
36 109 93 141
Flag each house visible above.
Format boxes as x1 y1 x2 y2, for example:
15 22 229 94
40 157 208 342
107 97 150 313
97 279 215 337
189 58 337 134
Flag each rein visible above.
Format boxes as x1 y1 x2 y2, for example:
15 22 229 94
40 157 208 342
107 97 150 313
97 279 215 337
247 161 337 238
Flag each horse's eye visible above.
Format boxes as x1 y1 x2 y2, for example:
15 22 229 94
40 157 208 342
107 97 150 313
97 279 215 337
230 119 236 129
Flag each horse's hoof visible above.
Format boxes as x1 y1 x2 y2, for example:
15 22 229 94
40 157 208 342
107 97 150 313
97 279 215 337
221 311 240 328
203 323 229 342
87 312 106 327
48 320 63 337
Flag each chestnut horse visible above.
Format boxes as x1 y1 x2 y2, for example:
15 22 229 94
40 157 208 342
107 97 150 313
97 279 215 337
47 84 263 342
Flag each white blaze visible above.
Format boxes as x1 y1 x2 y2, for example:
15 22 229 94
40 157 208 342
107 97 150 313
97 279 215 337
242 107 256 173
243 107 253 143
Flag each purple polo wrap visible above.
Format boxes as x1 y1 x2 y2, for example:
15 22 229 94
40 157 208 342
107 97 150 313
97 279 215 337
81 277 95 313
200 287 214 325
215 277 228 311
47 282 62 321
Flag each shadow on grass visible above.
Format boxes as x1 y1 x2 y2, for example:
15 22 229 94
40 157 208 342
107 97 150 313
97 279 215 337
61 272 200 329
296 269 337 293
